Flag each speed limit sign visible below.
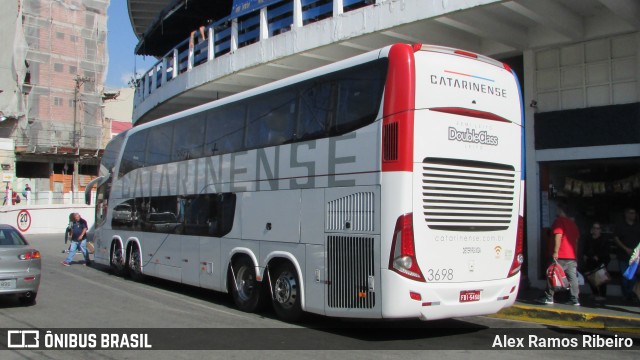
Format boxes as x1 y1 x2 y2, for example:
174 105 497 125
17 210 32 232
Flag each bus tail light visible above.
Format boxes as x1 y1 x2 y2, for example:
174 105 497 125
454 49 478 59
389 213 425 282
508 215 524 277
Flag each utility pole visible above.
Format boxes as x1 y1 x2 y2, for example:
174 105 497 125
72 76 92 193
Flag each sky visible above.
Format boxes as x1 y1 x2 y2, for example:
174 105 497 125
105 1 157 89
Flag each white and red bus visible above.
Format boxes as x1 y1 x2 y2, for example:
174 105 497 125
87 43 524 322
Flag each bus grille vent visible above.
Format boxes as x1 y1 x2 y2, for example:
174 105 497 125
326 192 375 232
383 122 398 161
422 158 516 231
327 236 375 309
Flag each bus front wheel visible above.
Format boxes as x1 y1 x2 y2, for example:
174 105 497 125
229 257 262 312
110 242 125 276
271 262 303 322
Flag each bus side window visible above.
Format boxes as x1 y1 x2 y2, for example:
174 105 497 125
174 193 236 237
137 196 182 234
173 114 205 161
147 123 175 166
205 105 246 156
246 97 269 149
212 193 236 237
297 80 332 141
266 98 296 146
120 130 148 177
246 90 296 149
332 60 387 135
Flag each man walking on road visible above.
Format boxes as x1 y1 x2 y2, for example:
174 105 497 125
539 201 581 306
61 213 91 266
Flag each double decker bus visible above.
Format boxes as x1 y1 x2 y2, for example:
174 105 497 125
87 44 524 322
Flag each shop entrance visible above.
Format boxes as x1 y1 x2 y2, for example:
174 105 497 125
539 157 640 294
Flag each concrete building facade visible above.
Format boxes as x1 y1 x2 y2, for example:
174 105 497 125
0 0 110 194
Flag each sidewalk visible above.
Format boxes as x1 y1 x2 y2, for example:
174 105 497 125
491 287 640 331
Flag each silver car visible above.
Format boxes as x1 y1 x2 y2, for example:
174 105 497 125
0 225 41 305
112 203 137 225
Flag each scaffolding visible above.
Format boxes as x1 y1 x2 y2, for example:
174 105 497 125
16 0 109 151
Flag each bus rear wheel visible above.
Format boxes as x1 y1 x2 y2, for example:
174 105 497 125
110 242 125 276
271 263 303 322
229 257 262 312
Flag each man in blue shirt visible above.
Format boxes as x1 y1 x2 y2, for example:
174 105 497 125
61 213 90 266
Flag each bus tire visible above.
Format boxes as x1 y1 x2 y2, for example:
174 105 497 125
229 256 262 312
271 262 303 322
128 244 144 282
110 241 125 276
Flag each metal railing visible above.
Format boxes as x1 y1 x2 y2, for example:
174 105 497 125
134 0 375 109
0 191 96 207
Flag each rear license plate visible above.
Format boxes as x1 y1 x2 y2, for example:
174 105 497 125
459 290 480 302
0 279 16 290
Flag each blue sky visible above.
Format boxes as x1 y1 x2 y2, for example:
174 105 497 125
105 2 157 89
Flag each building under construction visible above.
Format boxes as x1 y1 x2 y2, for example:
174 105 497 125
0 0 109 193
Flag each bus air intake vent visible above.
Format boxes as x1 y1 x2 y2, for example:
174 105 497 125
383 122 398 161
422 158 515 231
326 192 375 232
327 236 375 309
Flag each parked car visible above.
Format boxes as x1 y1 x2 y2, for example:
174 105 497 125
112 203 137 225
0 224 41 305
142 212 183 233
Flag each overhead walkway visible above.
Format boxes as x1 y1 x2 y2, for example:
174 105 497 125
131 0 640 125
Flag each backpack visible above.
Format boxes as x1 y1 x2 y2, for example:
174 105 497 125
15 194 20 203
547 262 569 292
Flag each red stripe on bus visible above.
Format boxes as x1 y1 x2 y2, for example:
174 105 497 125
382 44 415 173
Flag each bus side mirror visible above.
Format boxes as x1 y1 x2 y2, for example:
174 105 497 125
84 176 104 205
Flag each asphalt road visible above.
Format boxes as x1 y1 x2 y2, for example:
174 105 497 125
1 233 638 359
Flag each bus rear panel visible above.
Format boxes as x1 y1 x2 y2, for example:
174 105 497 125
381 45 523 320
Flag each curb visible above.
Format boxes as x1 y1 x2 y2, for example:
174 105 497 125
490 304 640 332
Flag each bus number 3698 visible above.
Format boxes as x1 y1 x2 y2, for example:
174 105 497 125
427 268 454 281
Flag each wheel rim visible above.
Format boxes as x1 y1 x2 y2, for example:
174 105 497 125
129 248 141 275
235 265 255 302
111 244 124 270
274 270 297 309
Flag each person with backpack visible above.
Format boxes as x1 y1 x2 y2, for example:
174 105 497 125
538 201 581 306
12 190 20 205
61 213 90 266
